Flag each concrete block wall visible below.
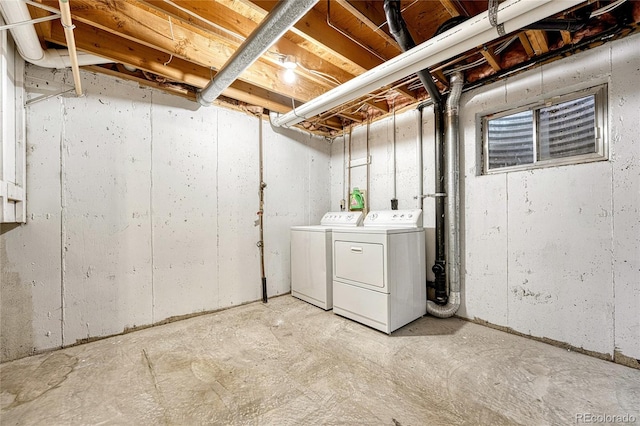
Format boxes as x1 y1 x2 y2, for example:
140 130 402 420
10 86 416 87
0 66 330 362
330 34 639 364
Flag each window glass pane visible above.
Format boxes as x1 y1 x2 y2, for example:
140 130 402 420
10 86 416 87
538 95 596 160
487 110 534 169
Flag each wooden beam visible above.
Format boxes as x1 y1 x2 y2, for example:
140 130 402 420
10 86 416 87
39 0 329 103
336 112 363 123
525 30 550 55
518 32 536 57
480 46 501 72
394 86 419 102
334 0 400 51
136 0 358 88
561 31 573 46
366 99 389 114
46 22 294 113
317 117 344 131
85 65 196 100
438 0 465 17
433 70 448 87
241 0 383 71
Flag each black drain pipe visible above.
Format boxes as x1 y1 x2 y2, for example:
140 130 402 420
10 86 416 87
384 0 448 304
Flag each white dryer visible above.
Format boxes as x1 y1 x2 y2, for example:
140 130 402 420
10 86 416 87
331 209 426 333
290 211 363 310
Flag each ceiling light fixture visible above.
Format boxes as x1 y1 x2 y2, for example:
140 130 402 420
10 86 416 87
281 54 298 69
283 68 297 84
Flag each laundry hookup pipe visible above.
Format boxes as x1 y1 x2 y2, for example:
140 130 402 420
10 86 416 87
256 112 268 303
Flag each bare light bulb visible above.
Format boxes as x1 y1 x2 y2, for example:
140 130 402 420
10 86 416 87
283 68 296 84
282 55 297 70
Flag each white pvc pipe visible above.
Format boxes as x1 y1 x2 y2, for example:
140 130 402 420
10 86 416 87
58 0 82 95
271 0 583 128
0 0 111 69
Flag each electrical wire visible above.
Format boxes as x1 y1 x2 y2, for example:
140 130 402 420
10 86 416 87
590 0 627 17
163 16 175 66
296 62 342 86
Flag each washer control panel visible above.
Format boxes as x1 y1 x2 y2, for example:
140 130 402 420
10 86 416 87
320 211 364 227
364 209 422 227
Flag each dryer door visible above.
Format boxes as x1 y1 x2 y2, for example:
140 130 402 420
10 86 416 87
333 239 387 292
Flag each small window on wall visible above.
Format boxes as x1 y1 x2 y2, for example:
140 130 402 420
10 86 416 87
482 85 607 173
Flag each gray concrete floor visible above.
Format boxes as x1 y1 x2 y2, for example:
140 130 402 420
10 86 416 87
1 296 639 426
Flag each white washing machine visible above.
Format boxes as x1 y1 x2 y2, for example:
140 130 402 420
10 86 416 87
331 209 426 333
290 211 363 310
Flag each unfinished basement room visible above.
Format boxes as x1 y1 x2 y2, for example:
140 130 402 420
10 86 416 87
1 0 639 424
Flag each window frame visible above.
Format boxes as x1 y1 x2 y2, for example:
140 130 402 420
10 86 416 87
482 84 608 174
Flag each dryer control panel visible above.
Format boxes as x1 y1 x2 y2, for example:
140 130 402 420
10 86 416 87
364 209 422 228
320 211 364 227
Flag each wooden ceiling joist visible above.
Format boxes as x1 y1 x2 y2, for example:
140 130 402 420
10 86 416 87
46 22 295 113
333 0 400 51
244 0 384 72
518 32 536 58
438 0 465 17
20 0 633 136
136 0 359 89
525 30 550 55
39 0 331 104
480 45 502 72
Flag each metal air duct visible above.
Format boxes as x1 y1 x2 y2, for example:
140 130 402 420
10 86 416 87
197 0 318 107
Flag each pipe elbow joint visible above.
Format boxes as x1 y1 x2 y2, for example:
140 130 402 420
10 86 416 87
196 91 213 108
426 291 460 318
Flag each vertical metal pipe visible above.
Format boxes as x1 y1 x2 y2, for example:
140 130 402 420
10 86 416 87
257 113 267 303
392 104 398 210
347 125 352 208
427 72 464 318
342 133 347 210
366 119 370 210
416 108 423 213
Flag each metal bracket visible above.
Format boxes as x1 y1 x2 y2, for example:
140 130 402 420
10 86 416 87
488 0 506 36
414 193 447 200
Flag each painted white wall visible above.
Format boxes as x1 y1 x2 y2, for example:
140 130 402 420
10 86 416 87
329 34 639 363
0 66 330 361
0 17 26 223
458 34 640 362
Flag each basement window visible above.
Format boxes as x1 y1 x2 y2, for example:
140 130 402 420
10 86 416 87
482 85 608 173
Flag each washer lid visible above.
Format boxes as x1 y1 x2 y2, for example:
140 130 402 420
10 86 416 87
290 225 332 233
320 211 364 227
364 209 422 228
